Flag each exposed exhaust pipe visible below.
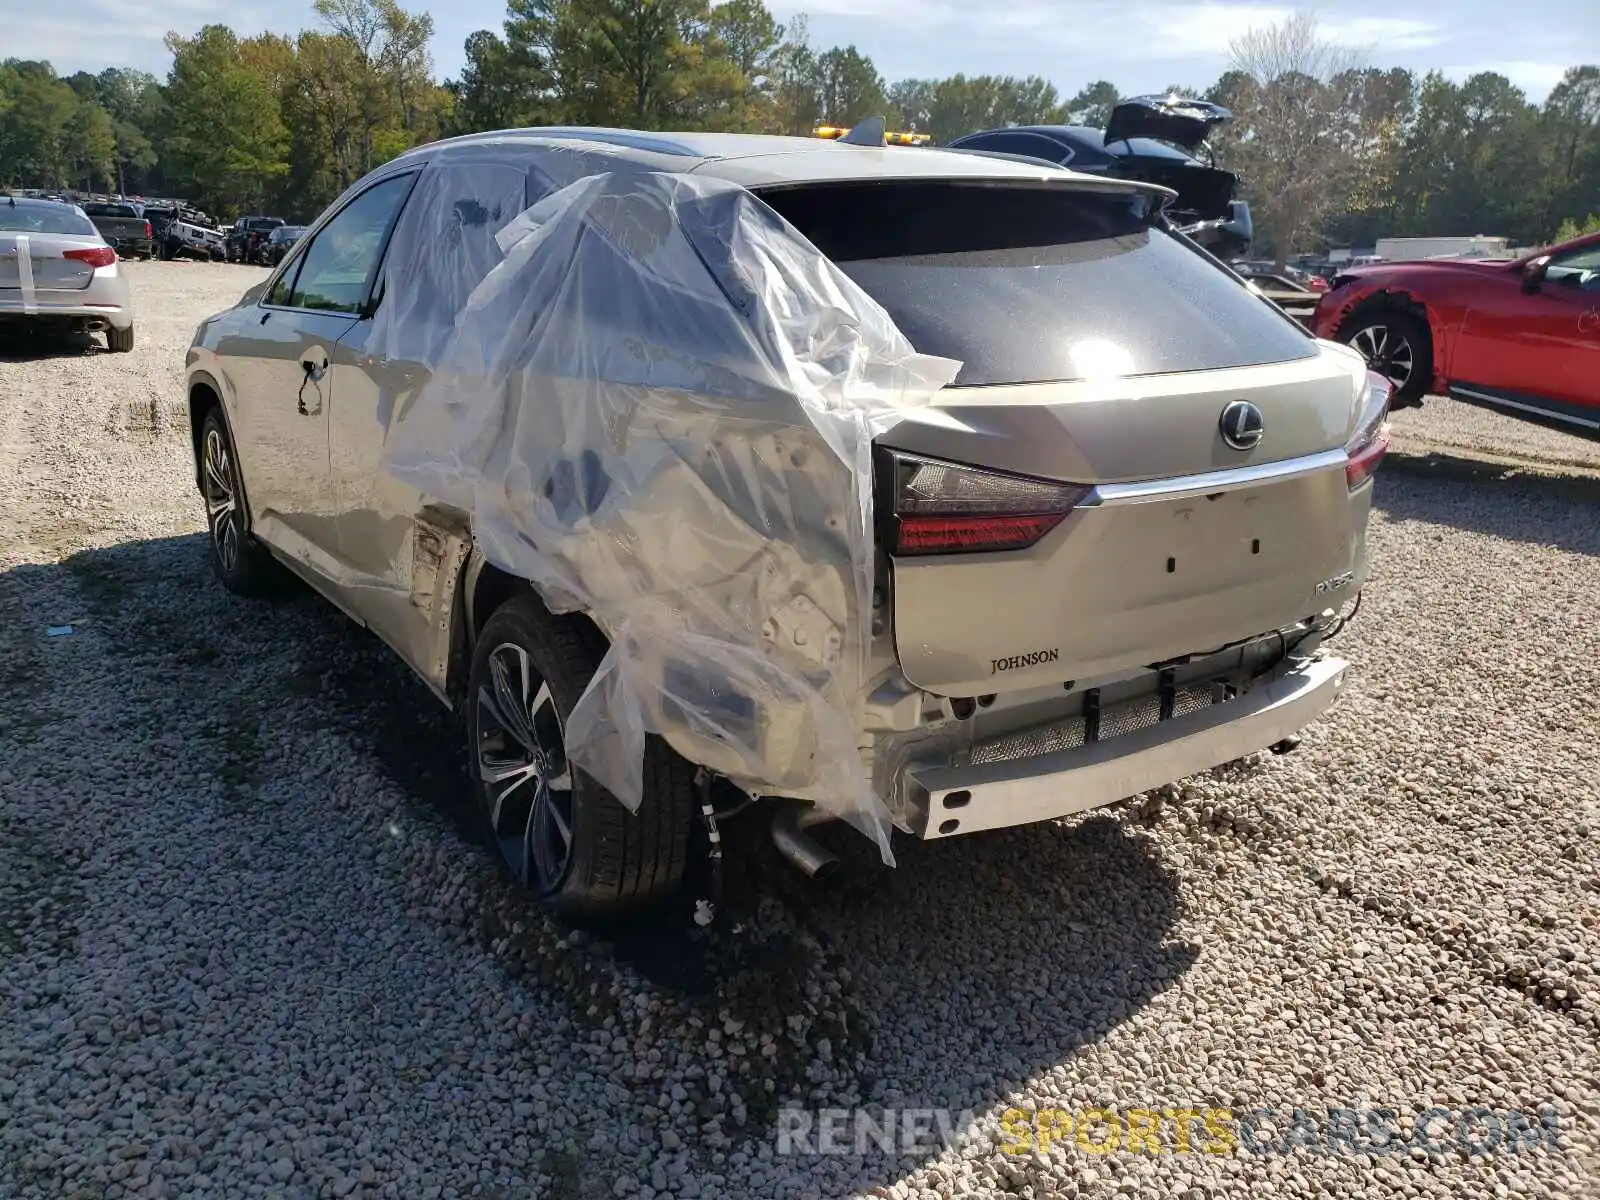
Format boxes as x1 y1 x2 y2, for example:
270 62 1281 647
770 801 840 880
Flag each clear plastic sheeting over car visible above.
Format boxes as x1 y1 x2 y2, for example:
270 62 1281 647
379 158 958 861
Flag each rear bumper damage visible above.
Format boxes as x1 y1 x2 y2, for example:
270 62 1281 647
902 654 1348 838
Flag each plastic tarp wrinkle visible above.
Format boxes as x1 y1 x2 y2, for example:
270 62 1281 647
381 164 958 862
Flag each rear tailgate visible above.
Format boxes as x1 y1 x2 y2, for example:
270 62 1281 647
758 180 1371 696
94 218 148 246
881 361 1364 693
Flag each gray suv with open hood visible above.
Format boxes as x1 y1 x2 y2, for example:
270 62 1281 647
183 128 1389 919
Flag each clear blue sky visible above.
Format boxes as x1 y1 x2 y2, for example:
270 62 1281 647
9 0 1597 103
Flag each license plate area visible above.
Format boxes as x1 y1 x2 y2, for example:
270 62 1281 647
1110 482 1337 605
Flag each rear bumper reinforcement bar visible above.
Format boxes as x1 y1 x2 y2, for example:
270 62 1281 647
905 655 1349 838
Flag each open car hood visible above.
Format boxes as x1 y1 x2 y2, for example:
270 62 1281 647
1105 95 1232 151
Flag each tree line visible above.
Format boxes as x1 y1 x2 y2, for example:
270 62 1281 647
1 0 1596 257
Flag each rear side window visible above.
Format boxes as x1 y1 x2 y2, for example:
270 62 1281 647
371 160 529 362
0 203 97 236
757 182 1315 387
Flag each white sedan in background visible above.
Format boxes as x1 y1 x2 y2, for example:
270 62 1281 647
1 195 135 351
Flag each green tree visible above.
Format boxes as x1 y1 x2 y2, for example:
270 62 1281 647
815 45 885 126
1540 66 1600 237
93 68 165 194
708 0 782 129
918 74 1063 141
312 0 438 172
0 61 82 188
66 102 117 190
1390 71 1546 245
1552 212 1600 243
451 29 547 131
770 16 822 134
162 25 290 212
887 77 935 130
552 0 716 127
1064 79 1118 128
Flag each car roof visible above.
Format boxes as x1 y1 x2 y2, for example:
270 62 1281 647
397 126 1169 194
4 195 82 210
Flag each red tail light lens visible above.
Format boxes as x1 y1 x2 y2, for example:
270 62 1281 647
64 246 116 269
144 221 153 238
1345 372 1392 489
1346 425 1391 488
888 452 1089 555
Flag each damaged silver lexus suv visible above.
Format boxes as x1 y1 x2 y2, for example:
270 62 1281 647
184 128 1388 919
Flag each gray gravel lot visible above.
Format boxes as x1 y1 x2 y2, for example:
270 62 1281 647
1 260 1597 1199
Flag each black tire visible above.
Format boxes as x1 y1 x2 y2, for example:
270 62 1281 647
106 324 134 353
197 407 281 596
1337 307 1431 408
468 593 698 921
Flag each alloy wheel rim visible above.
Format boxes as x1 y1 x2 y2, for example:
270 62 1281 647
1350 324 1414 389
476 643 575 890
202 427 241 573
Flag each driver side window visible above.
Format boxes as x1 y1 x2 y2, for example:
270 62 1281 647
284 173 416 314
1545 243 1600 292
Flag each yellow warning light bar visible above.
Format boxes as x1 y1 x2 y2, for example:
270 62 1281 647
812 125 932 146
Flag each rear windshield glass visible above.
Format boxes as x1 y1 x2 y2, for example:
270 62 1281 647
84 203 138 217
756 182 1314 387
0 203 98 236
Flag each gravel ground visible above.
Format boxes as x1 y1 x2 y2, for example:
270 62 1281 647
1389 396 1600 475
1 260 1597 1200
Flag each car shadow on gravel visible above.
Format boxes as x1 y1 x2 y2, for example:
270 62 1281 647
12 532 1195 1196
1378 451 1600 556
0 326 105 361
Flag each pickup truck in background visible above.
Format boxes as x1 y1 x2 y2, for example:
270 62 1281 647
148 205 227 261
227 216 285 264
81 202 154 259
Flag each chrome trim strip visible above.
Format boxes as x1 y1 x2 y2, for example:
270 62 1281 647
1085 447 1349 506
1452 386 1600 431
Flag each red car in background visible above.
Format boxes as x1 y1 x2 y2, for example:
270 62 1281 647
1313 230 1600 438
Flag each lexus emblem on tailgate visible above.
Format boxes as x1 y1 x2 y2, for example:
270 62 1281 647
1219 401 1265 450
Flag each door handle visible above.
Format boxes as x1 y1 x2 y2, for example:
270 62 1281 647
1580 309 1600 336
297 350 328 416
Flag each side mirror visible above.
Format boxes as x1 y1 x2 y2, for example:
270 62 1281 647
1521 255 1551 294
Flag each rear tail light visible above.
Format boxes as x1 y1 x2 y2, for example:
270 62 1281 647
886 451 1089 555
1345 372 1392 489
144 221 153 238
64 246 116 268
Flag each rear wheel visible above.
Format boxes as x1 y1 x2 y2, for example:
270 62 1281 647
1338 308 1430 408
198 407 280 596
106 324 134 353
468 593 698 921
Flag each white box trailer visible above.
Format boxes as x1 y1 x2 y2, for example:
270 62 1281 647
1374 235 1511 262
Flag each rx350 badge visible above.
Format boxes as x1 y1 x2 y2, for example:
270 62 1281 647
1315 571 1354 595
